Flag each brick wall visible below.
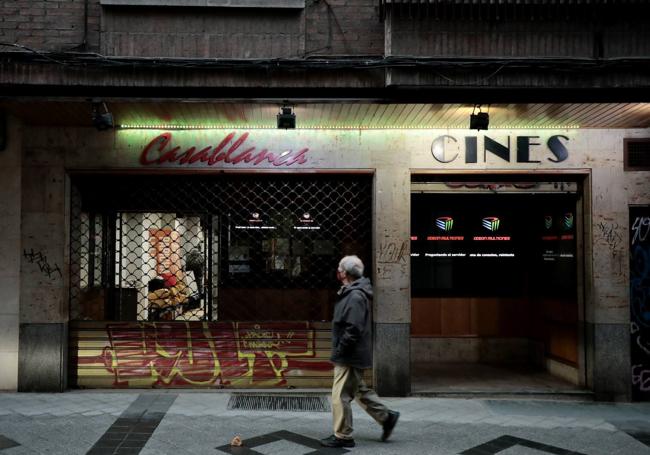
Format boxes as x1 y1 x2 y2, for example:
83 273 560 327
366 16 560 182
1 0 382 58
0 0 100 52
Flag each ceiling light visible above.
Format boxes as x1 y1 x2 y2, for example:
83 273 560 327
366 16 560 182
91 102 114 131
469 105 489 131
277 104 296 129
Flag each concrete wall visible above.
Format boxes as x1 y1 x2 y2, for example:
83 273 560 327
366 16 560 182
101 8 306 58
18 126 68 392
0 116 21 391
589 132 650 400
372 161 411 396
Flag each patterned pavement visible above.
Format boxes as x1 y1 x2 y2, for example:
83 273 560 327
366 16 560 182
0 392 649 454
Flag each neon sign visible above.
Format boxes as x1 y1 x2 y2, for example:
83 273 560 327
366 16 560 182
140 132 309 167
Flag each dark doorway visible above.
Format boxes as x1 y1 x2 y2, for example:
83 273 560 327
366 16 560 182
410 177 586 396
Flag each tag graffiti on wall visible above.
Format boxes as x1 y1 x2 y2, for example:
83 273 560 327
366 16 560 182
630 207 650 400
378 240 408 264
632 216 650 246
23 248 63 280
596 221 623 254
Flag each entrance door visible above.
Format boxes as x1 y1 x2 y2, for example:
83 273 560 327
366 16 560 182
410 179 583 390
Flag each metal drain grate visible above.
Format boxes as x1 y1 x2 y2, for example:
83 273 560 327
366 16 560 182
228 394 330 412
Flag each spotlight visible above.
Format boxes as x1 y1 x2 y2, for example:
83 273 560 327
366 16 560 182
91 102 114 131
277 105 296 129
469 105 489 131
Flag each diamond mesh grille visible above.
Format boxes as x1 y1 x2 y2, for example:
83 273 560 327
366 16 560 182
70 174 372 322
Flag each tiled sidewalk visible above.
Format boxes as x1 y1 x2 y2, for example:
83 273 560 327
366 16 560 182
0 392 649 454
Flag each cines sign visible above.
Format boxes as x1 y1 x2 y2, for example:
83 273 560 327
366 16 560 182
431 134 569 164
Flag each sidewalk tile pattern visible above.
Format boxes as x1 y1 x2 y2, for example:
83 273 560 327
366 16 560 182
1 392 650 454
460 435 587 455
216 430 349 455
87 394 177 455
0 434 20 450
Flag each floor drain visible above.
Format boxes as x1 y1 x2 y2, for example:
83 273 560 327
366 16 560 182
228 394 330 412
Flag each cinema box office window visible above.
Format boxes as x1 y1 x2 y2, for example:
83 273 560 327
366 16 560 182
69 174 372 388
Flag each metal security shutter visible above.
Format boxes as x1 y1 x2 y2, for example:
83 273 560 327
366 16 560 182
69 173 372 388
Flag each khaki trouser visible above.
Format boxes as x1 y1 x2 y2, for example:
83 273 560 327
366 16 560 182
332 364 389 439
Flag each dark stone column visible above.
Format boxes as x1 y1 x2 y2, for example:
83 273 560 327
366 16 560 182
18 323 67 392
374 322 410 397
592 322 631 401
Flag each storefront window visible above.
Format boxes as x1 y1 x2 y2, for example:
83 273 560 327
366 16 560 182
70 174 372 322
411 192 577 298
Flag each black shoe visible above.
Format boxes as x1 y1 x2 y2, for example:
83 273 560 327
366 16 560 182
381 410 400 442
320 435 355 448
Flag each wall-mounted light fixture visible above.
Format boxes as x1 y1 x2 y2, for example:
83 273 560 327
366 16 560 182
277 104 296 129
469 104 489 131
91 101 114 131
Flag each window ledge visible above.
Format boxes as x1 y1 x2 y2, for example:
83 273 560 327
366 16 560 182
100 0 304 8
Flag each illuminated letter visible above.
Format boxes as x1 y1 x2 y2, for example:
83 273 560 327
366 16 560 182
516 136 541 163
547 135 569 163
484 136 510 162
207 132 237 165
286 148 309 166
431 135 458 163
224 133 250 163
465 136 478 163
140 133 172 165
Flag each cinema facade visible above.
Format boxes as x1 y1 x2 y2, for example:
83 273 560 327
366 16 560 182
4 107 648 401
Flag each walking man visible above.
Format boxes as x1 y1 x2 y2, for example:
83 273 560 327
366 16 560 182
320 255 400 448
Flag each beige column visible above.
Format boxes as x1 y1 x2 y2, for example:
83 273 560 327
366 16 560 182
372 155 411 396
0 116 22 391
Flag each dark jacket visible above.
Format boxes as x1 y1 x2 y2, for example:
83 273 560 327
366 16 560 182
330 277 373 369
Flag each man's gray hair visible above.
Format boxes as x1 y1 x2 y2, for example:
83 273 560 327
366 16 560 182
338 255 364 279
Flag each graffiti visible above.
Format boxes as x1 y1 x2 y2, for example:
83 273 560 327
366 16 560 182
630 206 650 400
630 245 650 328
23 248 63 279
637 335 650 356
378 241 408 264
632 216 650 246
632 365 650 392
596 221 623 253
235 323 314 382
84 321 330 388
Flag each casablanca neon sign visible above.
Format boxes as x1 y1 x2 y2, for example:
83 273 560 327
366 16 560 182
140 132 309 167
